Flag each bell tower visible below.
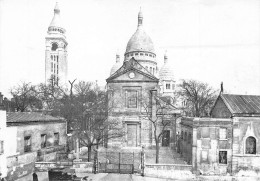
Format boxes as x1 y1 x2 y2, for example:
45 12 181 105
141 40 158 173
45 3 68 87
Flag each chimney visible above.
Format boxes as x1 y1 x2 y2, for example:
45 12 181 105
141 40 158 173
0 92 5 110
220 82 223 94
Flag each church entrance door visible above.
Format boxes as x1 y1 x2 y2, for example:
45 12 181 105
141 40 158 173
127 124 137 147
162 130 170 147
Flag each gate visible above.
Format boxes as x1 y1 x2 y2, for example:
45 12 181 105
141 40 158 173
98 150 142 174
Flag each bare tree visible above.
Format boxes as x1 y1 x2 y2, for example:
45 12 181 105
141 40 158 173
10 82 42 112
140 92 177 163
36 77 66 113
55 80 124 161
177 79 218 117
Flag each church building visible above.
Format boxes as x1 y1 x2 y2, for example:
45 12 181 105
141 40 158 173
45 3 68 87
106 10 178 148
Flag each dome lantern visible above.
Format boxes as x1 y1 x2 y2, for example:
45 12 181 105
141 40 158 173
110 52 121 75
48 2 66 35
159 51 174 81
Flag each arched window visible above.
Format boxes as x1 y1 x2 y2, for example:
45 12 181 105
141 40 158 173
246 136 256 154
51 43 58 51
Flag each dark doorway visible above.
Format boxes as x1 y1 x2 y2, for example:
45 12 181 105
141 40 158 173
162 130 170 147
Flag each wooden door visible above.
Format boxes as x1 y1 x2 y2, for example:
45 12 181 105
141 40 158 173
162 130 170 147
127 124 137 147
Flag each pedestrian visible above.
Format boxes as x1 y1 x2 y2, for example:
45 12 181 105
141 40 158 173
32 172 38 181
0 173 6 181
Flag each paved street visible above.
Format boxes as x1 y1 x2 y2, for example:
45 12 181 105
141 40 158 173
81 173 179 181
77 173 260 181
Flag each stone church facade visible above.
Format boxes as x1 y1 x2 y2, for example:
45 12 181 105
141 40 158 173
106 10 178 148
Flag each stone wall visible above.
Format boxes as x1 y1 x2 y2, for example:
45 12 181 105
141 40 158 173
144 164 194 180
180 118 233 175
15 122 67 154
232 117 260 174
6 121 67 180
195 120 233 175
6 153 36 181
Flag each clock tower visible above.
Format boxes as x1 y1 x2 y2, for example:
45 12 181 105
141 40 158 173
45 3 68 87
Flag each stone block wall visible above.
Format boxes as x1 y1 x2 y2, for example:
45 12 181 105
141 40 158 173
16 122 67 154
232 117 260 174
195 123 232 175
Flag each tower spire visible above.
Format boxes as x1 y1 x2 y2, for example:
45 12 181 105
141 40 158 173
116 50 120 63
164 50 168 64
138 7 143 27
54 2 60 14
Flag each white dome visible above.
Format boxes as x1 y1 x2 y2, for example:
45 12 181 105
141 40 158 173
159 54 174 80
110 54 121 75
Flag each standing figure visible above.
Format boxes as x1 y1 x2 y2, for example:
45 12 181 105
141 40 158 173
32 172 38 181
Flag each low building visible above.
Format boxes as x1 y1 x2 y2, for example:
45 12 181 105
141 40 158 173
179 93 260 175
180 117 232 174
5 112 67 181
0 110 8 180
211 94 260 175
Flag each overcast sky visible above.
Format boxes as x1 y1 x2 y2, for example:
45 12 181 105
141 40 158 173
1 0 260 97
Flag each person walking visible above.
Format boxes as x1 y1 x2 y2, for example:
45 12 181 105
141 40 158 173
32 172 38 181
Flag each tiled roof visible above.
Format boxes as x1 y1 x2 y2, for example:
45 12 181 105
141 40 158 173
6 112 64 123
221 94 260 115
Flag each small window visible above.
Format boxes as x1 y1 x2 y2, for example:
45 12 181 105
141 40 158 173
131 53 133 56
166 84 170 89
219 151 227 164
181 131 183 139
127 54 130 57
135 53 138 56
57 56 59 62
0 141 4 154
140 53 143 56
145 66 148 70
51 55 53 60
150 67 152 73
184 132 187 141
201 127 210 138
41 134 47 148
149 54 152 57
51 62 53 72
145 53 148 56
188 133 191 144
219 128 227 139
153 68 155 75
54 133 59 146
51 43 58 51
126 90 138 108
172 84 175 90
24 136 31 152
246 136 256 154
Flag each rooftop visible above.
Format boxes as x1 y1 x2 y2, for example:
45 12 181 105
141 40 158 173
7 112 64 123
221 94 260 115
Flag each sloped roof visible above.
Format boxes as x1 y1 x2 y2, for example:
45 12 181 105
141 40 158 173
107 57 158 82
220 94 260 115
7 112 64 123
